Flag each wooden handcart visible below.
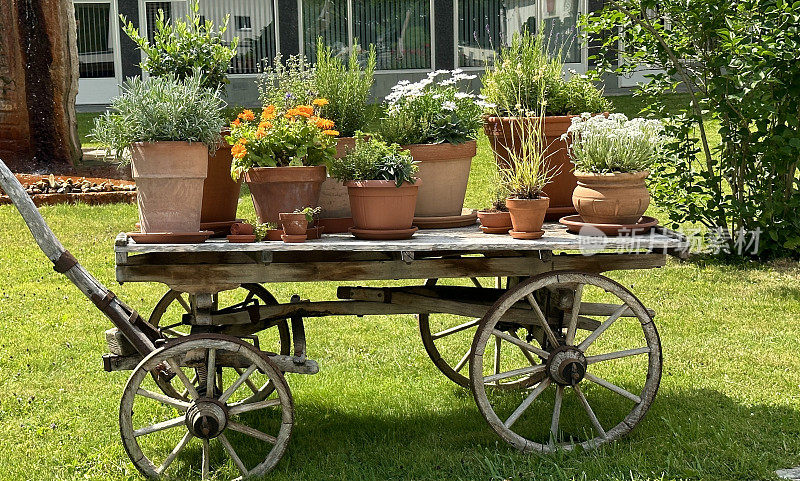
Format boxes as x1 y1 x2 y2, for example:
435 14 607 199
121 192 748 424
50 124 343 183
1 158 689 480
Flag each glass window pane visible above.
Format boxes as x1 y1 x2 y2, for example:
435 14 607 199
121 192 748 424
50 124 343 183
302 0 349 63
352 0 431 70
75 2 115 78
540 0 581 63
196 0 276 73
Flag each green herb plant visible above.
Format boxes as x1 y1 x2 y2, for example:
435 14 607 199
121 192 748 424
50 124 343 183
567 113 665 173
330 135 418 187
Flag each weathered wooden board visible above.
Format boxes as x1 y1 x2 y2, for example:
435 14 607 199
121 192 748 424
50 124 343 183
116 223 687 255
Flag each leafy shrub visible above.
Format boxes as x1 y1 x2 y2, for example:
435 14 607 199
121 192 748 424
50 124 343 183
567 113 665 173
228 100 337 178
585 0 800 258
378 70 484 145
314 38 377 137
481 29 610 116
257 54 317 110
121 0 237 92
330 135 418 187
91 74 224 161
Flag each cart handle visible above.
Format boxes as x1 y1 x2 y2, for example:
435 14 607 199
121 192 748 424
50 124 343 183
0 157 161 357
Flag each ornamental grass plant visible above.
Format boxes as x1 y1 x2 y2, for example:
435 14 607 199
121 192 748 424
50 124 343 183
314 38 377 137
90 74 224 161
566 113 666 173
498 112 558 199
227 100 338 179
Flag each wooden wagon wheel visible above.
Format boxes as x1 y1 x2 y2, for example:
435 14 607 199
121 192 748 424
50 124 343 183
120 334 293 480
148 284 291 403
418 277 544 390
470 271 662 452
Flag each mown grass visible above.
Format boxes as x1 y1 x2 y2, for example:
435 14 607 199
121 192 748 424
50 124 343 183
1 95 798 480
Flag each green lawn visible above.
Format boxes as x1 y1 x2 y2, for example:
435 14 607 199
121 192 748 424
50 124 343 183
1 96 798 480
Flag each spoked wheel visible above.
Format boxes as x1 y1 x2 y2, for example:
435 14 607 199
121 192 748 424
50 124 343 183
120 334 293 480
418 277 543 390
470 271 662 452
148 284 291 403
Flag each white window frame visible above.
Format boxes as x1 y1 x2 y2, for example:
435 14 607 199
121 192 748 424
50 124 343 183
452 0 588 74
74 0 124 104
137 0 279 79
297 0 436 73
616 9 669 88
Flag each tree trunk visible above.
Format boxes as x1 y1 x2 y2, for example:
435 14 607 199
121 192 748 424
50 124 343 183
0 0 80 172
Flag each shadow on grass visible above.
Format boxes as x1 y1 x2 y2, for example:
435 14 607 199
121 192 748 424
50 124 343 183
199 386 800 480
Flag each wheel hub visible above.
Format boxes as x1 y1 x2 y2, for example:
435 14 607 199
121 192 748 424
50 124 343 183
185 398 228 439
546 345 587 386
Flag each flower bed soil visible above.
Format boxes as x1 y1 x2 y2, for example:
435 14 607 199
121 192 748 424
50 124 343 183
0 174 137 207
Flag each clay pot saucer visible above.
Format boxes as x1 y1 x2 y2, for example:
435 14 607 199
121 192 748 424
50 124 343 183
281 234 307 243
559 215 659 236
509 230 545 240
201 219 246 237
128 231 213 244
413 208 478 229
227 234 256 243
349 226 418 240
317 217 354 234
480 225 511 234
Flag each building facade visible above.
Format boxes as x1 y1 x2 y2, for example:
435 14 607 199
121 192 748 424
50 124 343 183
73 0 610 107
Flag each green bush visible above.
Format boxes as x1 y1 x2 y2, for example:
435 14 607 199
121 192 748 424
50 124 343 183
121 0 237 92
585 0 800 258
329 135 418 187
91 75 224 161
314 38 377 137
481 29 610 116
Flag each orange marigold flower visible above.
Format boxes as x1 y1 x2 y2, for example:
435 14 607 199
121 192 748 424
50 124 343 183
258 121 273 130
261 105 276 120
238 138 248 145
312 98 329 107
231 143 247 159
255 128 267 139
322 129 340 137
238 109 255 121
297 105 314 115
315 118 335 129
232 118 241 127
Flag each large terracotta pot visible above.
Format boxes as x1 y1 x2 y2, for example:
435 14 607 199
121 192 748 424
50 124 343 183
572 171 650 224
484 115 580 219
201 141 242 223
130 141 208 233
244 165 327 224
506 196 550 233
345 179 420 230
402 141 476 217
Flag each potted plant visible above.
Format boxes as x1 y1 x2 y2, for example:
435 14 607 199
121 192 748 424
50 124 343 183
477 183 512 234
254 222 283 241
481 29 610 219
329 136 420 240
498 117 558 240
567 113 665 224
228 99 337 224
122 0 241 229
279 210 310 243
378 70 483 221
91 75 224 238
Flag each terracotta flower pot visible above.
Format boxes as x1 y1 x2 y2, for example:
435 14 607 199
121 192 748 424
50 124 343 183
130 141 208 233
484 115 582 219
244 165 327 224
346 179 420 230
279 212 309 235
572 171 650 224
402 141 476 217
201 138 242 224
506 196 550 233
477 210 512 229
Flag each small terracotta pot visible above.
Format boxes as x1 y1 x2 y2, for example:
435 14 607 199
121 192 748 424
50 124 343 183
265 229 283 241
572 171 650 224
506 196 550 233
229 222 253 235
130 141 208 233
402 141 476 217
279 212 309 236
345 179 420 230
201 136 242 224
477 210 512 229
244 166 327 224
